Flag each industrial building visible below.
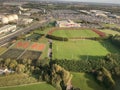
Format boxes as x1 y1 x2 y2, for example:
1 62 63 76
18 18 33 25
56 20 81 27
108 14 120 19
0 14 18 24
0 25 16 34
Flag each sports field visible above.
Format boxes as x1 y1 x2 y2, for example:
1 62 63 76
0 83 56 90
52 29 99 38
52 40 119 60
100 29 120 35
71 72 107 90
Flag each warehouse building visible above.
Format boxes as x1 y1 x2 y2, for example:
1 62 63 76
18 18 33 25
0 14 18 24
0 25 16 34
56 20 81 27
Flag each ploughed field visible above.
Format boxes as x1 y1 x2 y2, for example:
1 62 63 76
51 29 99 38
52 40 119 60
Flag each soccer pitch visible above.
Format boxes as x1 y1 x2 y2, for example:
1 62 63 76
52 40 119 60
52 29 99 38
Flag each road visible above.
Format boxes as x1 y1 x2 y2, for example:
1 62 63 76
0 20 48 46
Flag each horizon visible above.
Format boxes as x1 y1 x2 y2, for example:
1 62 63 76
26 0 120 4
25 0 120 4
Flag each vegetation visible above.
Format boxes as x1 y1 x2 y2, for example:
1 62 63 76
0 83 56 90
0 47 7 55
46 34 68 41
71 72 107 90
102 24 120 29
95 67 115 89
0 74 37 87
100 29 120 35
52 40 119 60
110 35 120 48
52 29 99 38
25 33 42 41
1 20 120 90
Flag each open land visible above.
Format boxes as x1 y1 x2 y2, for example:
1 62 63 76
52 29 99 38
52 40 120 60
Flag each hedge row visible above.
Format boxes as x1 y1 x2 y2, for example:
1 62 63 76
53 54 120 73
46 34 68 41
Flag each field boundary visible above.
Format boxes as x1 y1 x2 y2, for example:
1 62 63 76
47 28 106 40
0 82 46 88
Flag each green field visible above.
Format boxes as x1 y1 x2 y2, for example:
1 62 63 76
0 47 7 55
52 30 99 38
0 74 37 87
103 23 120 29
71 72 106 90
52 40 119 60
0 83 56 90
100 29 120 35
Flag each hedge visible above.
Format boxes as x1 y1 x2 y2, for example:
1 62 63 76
46 34 68 41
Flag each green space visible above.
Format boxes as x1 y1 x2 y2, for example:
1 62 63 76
26 33 42 41
0 83 56 90
0 74 37 87
71 72 106 90
52 40 119 60
103 23 119 28
100 29 120 35
34 27 51 35
0 47 7 55
52 29 99 38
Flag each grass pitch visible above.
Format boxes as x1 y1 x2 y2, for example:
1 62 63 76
71 72 107 90
52 40 119 60
100 29 120 35
0 83 56 90
52 29 99 38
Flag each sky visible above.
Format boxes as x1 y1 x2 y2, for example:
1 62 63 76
34 0 120 4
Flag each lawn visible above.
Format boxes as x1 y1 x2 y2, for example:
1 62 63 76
71 72 107 90
100 29 120 35
52 40 119 60
0 83 56 90
0 47 7 55
103 23 120 29
52 29 99 38
34 27 52 35
0 74 37 87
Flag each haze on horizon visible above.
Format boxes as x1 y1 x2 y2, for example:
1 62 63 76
31 0 120 4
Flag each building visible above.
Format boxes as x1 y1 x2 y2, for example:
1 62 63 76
95 13 108 18
0 25 16 34
108 14 120 19
79 10 90 15
0 14 18 24
56 20 81 27
0 68 14 75
18 18 33 25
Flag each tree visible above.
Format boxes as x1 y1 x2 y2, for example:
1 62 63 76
16 64 25 73
4 58 11 66
9 60 18 70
